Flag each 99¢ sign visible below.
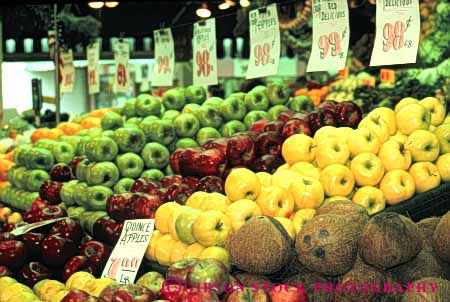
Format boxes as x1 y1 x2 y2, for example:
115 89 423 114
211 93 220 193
113 41 130 93
87 42 100 94
153 28 175 87
193 18 217 86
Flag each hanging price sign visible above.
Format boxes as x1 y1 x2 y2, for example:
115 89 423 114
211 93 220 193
246 4 280 79
153 28 175 87
87 42 100 94
380 68 396 83
101 219 154 284
307 0 350 72
113 41 130 93
370 0 420 66
193 18 218 86
60 49 75 94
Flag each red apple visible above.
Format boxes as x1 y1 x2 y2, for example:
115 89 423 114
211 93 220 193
160 175 183 188
282 119 312 138
186 259 229 294
0 265 13 277
158 284 184 302
255 131 284 157
178 290 219 302
131 193 164 219
263 121 285 134
169 149 184 175
305 108 337 135
196 176 224 193
34 205 67 222
62 289 99 302
167 258 199 284
250 119 270 133
163 184 194 205
39 181 64 205
131 178 160 194
0 232 15 242
106 193 133 223
335 101 362 128
63 255 96 282
0 240 27 269
269 285 308 302
111 284 155 302
226 287 269 302
251 155 285 174
80 240 111 268
21 232 45 260
318 100 337 113
93 218 123 246
18 262 52 287
49 218 83 245
194 149 227 177
178 148 203 177
50 163 73 182
99 283 121 302
70 156 86 177
30 199 49 213
41 235 76 268
181 176 200 191
277 110 296 123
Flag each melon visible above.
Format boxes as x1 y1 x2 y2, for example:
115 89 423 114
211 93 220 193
417 216 440 249
432 211 450 263
315 200 369 232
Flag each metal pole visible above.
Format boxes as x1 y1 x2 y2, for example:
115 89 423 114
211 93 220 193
0 9 4 125
54 4 61 125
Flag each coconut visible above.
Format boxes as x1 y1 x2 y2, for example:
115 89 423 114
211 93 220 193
226 216 293 275
358 212 422 270
315 200 369 232
402 277 450 302
417 216 440 249
432 211 450 263
295 214 361 276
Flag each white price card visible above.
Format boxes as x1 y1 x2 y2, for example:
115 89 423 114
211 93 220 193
60 49 75 94
153 28 175 87
246 4 280 79
102 219 155 285
370 0 420 66
113 41 130 93
193 18 218 87
87 42 100 94
307 0 350 72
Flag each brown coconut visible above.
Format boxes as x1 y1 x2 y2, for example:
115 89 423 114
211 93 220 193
315 200 369 232
358 212 422 270
226 216 293 275
295 214 362 276
417 216 441 249
432 211 450 263
402 277 450 302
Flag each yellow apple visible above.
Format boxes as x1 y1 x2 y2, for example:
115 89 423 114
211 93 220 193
199 192 230 212
271 169 303 191
406 130 440 162
396 104 431 135
358 115 390 144
315 137 350 168
7 212 22 224
348 128 381 157
336 127 354 145
170 240 188 264
429 125 437 132
435 123 450 154
193 210 232 247
380 170 415 205
0 283 33 302
84 278 116 297
184 243 205 259
185 191 208 208
395 97 419 114
323 196 351 204
350 152 385 186
0 207 12 222
378 140 412 171
4 291 38 302
46 290 69 302
389 133 408 145
409 162 441 193
168 205 190 240
155 202 181 234
155 234 177 266
290 162 321 180
33 279 65 301
281 134 315 165
145 230 162 261
368 107 397 135
420 97 446 126
274 217 296 240
444 114 450 124
225 199 262 231
290 209 316 234
199 246 230 269
256 172 272 187
0 277 17 291
225 168 261 201
276 163 290 172
289 176 324 210
313 126 338 144
436 154 450 182
256 186 295 218
352 186 386 215
320 164 355 197
65 271 95 290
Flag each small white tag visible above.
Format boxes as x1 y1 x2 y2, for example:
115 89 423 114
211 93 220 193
153 28 175 87
193 18 218 87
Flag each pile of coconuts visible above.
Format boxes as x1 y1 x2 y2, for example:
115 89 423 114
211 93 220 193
226 201 450 302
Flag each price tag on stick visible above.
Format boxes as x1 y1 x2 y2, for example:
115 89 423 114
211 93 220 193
193 18 218 86
153 28 175 87
246 4 280 79
101 219 155 285
113 41 130 93
87 42 100 94
370 0 420 66
307 0 350 72
60 49 75 94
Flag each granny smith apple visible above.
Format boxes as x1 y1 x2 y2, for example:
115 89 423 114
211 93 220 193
221 120 247 137
113 178 135 193
59 135 82 153
76 136 91 156
288 95 314 112
229 92 246 102
141 142 170 169
140 169 165 181
86 185 113 211
126 117 143 125
162 110 181 122
196 127 222 146
185 85 207 104
245 86 269 111
115 152 144 178
75 158 90 182
102 130 115 137
122 98 136 118
73 182 89 207
162 88 186 110
86 162 120 188
176 138 199 149
268 104 289 120
142 115 160 122
244 110 270 128
87 127 104 137
174 113 200 138
24 169 50 192
61 180 79 206
203 97 223 107
140 119 176 146
101 111 124 130
113 127 146 153
26 147 54 170
219 96 247 121
267 82 290 105
86 137 118 162
50 142 75 164
197 105 223 129
67 206 85 217
135 94 162 117
182 103 201 114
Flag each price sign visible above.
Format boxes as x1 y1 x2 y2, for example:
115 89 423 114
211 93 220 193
113 41 130 93
193 18 218 86
101 219 154 284
380 68 396 83
246 4 280 79
362 76 377 86
60 49 75 94
153 28 175 87
370 0 420 66
307 0 350 72
338 66 349 78
87 42 100 94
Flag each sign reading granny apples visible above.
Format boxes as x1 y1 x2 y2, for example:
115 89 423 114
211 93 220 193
153 28 175 87
307 0 350 72
193 18 218 86
60 49 75 94
102 219 154 285
87 42 100 94
370 0 420 66
246 4 280 79
113 41 130 93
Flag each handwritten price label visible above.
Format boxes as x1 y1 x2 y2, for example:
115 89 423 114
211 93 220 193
87 42 100 94
254 42 274 66
157 55 170 74
113 42 130 93
60 49 75 94
193 18 217 86
318 32 343 59
380 68 395 83
153 28 175 87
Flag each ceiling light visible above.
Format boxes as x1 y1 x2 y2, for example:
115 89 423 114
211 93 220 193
105 2 119 8
218 1 230 10
88 1 104 9
239 0 250 8
196 3 211 18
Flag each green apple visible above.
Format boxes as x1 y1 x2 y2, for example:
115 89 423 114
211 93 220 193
87 127 104 137
162 88 186 110
243 110 270 128
244 86 269 111
86 186 114 211
126 117 143 125
135 94 162 117
197 105 223 129
219 96 247 121
435 123 450 154
176 138 199 149
162 110 181 122
174 113 200 138
268 104 289 121
61 180 79 206
140 169 165 181
165 164 174 176
221 120 247 137
51 141 75 164
288 95 314 112
140 119 175 146
76 136 91 156
81 210 108 235
73 182 89 207
113 178 135 193
204 97 223 107
86 162 120 188
136 272 165 295
196 127 221 146
142 115 160 123
101 111 124 130
122 98 136 118
102 130 115 137
86 137 119 162
176 208 202 244
26 147 54 170
267 82 290 105
113 127 146 153
229 92 246 102
67 206 85 217
141 143 170 169
58 135 82 153
182 103 201 114
185 85 207 104
10 166 27 189
115 152 144 178
24 169 50 192
75 158 90 182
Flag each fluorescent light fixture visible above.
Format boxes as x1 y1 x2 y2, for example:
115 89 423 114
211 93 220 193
88 1 104 9
105 2 119 8
239 0 250 8
196 3 211 18
218 1 230 10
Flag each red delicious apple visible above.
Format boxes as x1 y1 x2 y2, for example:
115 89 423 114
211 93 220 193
70 156 86 177
41 235 76 268
0 240 27 269
160 175 183 188
111 284 155 302
181 176 200 191
250 119 270 133
282 119 312 138
2 222 26 232
318 100 337 113
178 290 220 302
99 283 122 302
335 101 363 128
158 284 184 302
106 193 133 223
80 240 111 268
163 184 194 205
63 255 96 282
194 149 227 177
227 135 256 167
50 163 73 182
269 285 308 302
35 205 67 222
18 261 52 287
30 198 49 213
178 148 203 177
130 178 161 194
226 287 269 302
21 232 45 259
39 181 64 205
0 232 15 242
196 176 224 193
62 289 99 302
277 111 296 123
255 131 283 157
49 218 83 245
0 265 13 277
131 193 164 218
251 155 285 174
305 108 337 135
167 258 199 284
169 150 183 175
263 121 285 134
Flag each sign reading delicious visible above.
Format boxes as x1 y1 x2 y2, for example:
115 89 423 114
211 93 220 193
87 42 100 94
153 28 175 87
113 41 130 93
60 49 75 94
307 0 350 72
193 18 218 86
